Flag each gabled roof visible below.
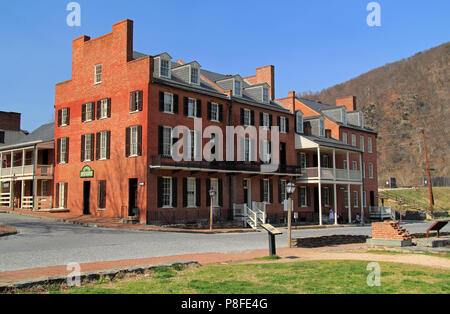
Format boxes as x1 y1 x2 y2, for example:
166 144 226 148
0 123 54 151
300 134 362 152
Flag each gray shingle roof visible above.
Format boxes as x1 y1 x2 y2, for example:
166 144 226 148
7 123 54 147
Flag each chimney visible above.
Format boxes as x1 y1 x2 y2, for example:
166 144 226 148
244 65 275 99
0 111 21 131
336 96 357 111
112 19 134 62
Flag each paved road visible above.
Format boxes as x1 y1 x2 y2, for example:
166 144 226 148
0 213 448 272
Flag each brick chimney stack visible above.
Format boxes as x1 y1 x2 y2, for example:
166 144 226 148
244 65 275 99
0 111 21 131
336 96 357 111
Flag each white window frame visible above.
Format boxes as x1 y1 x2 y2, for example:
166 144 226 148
323 187 330 206
368 137 373 153
342 132 348 144
299 186 307 207
188 98 197 118
280 180 287 202
279 117 287 133
61 108 69 126
261 140 271 164
160 59 170 78
94 64 102 85
58 182 66 208
190 67 200 85
60 138 67 164
296 111 303 134
351 134 357 147
210 102 219 122
244 137 251 162
319 119 325 137
210 178 219 207
187 177 197 208
243 109 251 126
354 191 359 208
323 155 329 168
164 93 174 114
162 127 172 157
343 160 348 170
100 99 108 119
360 136 365 152
85 102 94 122
130 126 139 157
352 161 358 171
99 131 108 160
369 163 374 179
234 79 241 96
262 113 270 129
84 134 93 162
344 190 349 208
162 177 173 208
263 87 269 103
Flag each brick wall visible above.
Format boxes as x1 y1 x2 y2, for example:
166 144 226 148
372 221 411 240
0 112 21 131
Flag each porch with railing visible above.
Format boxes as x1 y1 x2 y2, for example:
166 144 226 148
233 202 267 229
0 165 53 178
299 167 362 182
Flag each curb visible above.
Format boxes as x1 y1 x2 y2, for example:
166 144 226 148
0 260 198 292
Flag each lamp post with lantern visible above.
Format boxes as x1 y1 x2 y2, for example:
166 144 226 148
286 181 296 248
209 188 217 231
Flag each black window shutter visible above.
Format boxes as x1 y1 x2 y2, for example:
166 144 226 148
65 138 69 163
137 125 142 156
159 91 165 112
158 126 163 155
279 180 282 203
259 112 264 126
81 104 86 122
183 97 188 116
207 102 212 120
173 94 179 114
172 178 178 208
67 109 71 126
240 108 244 125
138 91 143 111
260 179 264 202
297 153 301 167
206 179 211 206
125 127 131 157
307 187 311 207
196 99 202 118
90 134 95 161
55 183 60 207
107 99 111 118
57 138 61 163
106 131 111 160
269 114 273 127
157 177 163 208
298 188 302 208
286 118 290 132
97 101 101 120
250 110 255 126
57 110 62 127
95 133 101 160
269 179 273 204
196 178 201 207
80 135 84 162
306 154 310 168
277 116 281 129
64 183 68 208
218 104 223 122
218 179 223 206
130 92 134 112
182 178 187 207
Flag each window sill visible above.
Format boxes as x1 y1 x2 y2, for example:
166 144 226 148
162 206 173 209
163 111 174 115
94 82 102 86
129 110 141 114
99 116 109 120
98 208 107 211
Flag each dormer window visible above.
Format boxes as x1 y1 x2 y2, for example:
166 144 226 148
295 111 303 134
263 87 269 103
319 119 325 137
160 59 170 78
234 79 241 96
342 109 347 125
190 67 199 85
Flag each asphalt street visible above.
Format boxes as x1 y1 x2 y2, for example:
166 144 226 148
0 213 448 272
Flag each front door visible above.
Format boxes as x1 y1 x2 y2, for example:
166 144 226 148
83 181 91 215
243 179 251 208
370 191 375 207
314 187 319 213
129 178 138 216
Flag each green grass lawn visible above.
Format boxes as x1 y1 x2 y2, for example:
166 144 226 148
47 260 449 294
381 187 450 212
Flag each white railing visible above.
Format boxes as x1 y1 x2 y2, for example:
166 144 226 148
21 196 33 210
301 167 362 182
0 164 53 178
0 193 10 207
369 206 394 220
233 203 266 229
37 196 53 210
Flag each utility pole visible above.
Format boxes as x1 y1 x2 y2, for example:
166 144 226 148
420 129 434 218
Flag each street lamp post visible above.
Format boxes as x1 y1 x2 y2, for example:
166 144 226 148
209 189 217 231
286 182 296 248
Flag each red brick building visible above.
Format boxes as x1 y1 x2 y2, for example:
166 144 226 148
53 19 378 226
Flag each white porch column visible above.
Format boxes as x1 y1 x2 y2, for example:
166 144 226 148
334 183 338 225
347 184 351 224
9 179 13 208
22 149 25 176
21 180 25 209
318 146 322 226
33 148 39 210
360 152 364 224
333 149 336 179
10 152 14 176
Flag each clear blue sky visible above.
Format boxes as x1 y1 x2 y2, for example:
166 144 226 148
0 0 449 131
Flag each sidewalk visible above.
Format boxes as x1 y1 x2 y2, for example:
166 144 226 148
0 207 361 233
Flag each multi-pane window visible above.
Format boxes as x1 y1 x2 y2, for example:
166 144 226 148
162 127 172 156
41 181 47 197
261 140 271 164
319 119 325 137
99 131 108 160
243 109 251 126
130 91 143 112
187 178 196 207
160 59 170 77
279 117 287 133
352 161 358 171
100 99 108 119
354 191 359 208
360 136 365 152
164 93 174 113
59 138 68 164
323 187 330 206
210 179 219 207
61 108 69 126
351 134 357 147
98 180 106 209
280 180 287 202
368 137 373 153
188 98 197 118
130 126 139 157
344 190 349 208
162 177 172 208
343 160 348 170
188 130 196 160
210 102 219 121
323 155 329 168
296 111 303 134
84 134 93 161
94 64 102 84
244 138 251 162
369 163 374 179
342 132 348 144
190 67 199 85
300 153 306 169
86 102 94 121
263 179 270 203
234 80 241 96
263 87 269 102
299 187 307 207
58 182 66 208
262 113 270 129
